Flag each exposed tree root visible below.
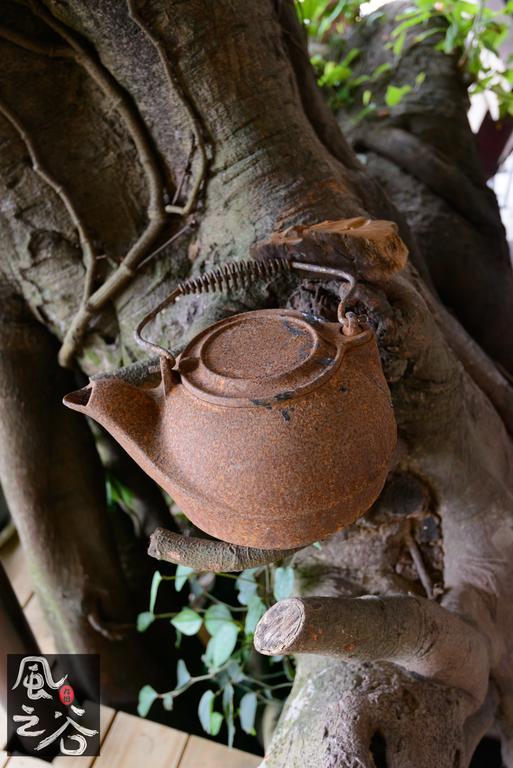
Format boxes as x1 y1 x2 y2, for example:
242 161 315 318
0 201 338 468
27 1 169 367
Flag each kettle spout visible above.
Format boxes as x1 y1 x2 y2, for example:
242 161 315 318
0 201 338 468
63 377 161 473
63 385 92 412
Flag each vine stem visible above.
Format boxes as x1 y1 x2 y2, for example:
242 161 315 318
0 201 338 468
0 99 98 312
127 0 208 216
25 1 170 367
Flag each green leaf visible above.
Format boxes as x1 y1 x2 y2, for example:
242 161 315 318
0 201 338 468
385 84 412 107
198 689 214 733
204 603 233 635
198 690 223 736
226 660 245 683
371 62 393 80
348 74 370 87
273 566 295 601
210 712 224 736
236 569 258 605
392 14 424 35
415 71 426 87
162 692 174 711
245 596 267 635
442 22 459 53
137 611 155 632
312 541 322 549
362 89 372 106
239 691 258 735
175 565 194 592
171 608 203 636
149 571 162 613
204 622 239 669
137 685 158 717
176 658 191 688
392 30 407 56
223 683 235 748
414 27 445 44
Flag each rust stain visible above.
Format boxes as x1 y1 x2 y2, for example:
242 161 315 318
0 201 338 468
64 307 396 550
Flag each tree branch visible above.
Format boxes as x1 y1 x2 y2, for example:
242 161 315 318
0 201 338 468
148 527 301 572
254 595 490 704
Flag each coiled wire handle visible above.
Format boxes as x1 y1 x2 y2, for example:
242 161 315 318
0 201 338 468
134 258 357 366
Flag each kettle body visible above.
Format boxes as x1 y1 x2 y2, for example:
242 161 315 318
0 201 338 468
64 307 396 549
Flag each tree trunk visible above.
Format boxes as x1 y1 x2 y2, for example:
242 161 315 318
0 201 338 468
0 0 512 765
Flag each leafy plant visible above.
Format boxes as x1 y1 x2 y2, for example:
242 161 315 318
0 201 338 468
389 0 513 117
136 563 296 746
297 0 513 120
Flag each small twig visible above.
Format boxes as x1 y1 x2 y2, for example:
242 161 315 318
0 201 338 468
171 143 194 206
0 99 98 309
127 0 208 216
136 220 196 273
405 522 434 599
0 24 73 58
148 527 302 572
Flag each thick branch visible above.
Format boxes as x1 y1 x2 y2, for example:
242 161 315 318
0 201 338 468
255 595 490 704
148 528 301 572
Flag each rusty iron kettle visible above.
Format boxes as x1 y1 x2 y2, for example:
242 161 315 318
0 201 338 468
64 257 396 550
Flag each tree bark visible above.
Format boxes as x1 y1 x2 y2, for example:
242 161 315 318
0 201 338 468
0 1 512 765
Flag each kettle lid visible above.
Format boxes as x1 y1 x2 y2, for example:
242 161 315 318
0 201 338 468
177 308 353 407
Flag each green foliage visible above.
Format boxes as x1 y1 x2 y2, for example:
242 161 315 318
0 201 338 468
137 611 154 632
239 691 258 736
175 564 194 592
171 607 203 636
297 0 513 120
390 0 513 117
297 0 362 38
385 83 412 106
137 563 295 746
198 690 224 736
137 685 158 717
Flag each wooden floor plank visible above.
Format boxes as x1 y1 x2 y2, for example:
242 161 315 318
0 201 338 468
0 535 33 608
90 711 188 768
179 736 262 768
1 539 265 768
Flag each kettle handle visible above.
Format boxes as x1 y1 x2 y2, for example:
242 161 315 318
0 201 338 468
134 259 357 366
